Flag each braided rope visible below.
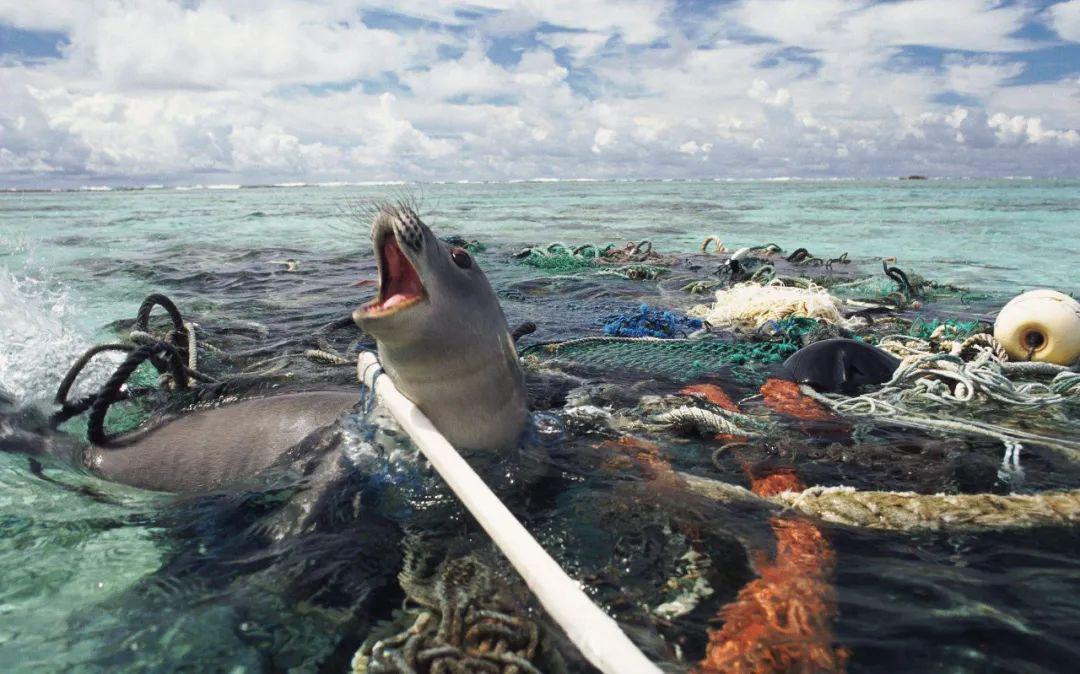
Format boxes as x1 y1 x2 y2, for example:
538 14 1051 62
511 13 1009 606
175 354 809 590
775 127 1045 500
679 473 1080 532
653 406 764 437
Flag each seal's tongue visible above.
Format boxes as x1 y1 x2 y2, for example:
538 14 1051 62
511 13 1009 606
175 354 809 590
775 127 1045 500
375 236 424 311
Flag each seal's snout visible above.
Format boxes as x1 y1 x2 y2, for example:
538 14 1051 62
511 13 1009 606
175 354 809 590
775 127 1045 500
359 207 428 320
392 208 425 254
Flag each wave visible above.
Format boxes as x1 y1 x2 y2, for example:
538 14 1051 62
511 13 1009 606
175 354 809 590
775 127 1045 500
0 272 122 404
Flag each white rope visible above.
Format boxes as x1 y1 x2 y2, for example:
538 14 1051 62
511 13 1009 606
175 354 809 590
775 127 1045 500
357 352 661 674
798 385 1080 462
653 405 763 436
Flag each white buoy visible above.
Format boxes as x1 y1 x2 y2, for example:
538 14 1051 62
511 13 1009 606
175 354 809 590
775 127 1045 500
994 289 1080 365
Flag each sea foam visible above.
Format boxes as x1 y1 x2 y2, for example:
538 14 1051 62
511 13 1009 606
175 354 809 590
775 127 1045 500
0 272 121 404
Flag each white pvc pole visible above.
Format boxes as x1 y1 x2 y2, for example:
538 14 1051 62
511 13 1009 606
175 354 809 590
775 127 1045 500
358 353 661 674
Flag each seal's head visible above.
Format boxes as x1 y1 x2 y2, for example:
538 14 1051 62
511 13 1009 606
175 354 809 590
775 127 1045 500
353 202 528 452
355 203 492 343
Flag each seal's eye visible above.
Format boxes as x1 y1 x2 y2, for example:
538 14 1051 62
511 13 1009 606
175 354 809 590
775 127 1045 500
450 247 472 269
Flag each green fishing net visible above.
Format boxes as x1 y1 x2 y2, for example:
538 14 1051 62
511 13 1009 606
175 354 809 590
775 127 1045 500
906 317 983 341
518 243 605 271
521 336 798 382
827 275 900 299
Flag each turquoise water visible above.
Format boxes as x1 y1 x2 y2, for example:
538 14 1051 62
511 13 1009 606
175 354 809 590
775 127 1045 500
4 180 1078 321
2 180 1079 672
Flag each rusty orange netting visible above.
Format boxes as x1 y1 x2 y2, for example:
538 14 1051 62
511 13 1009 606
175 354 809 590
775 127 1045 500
695 455 847 674
760 378 843 424
695 514 847 674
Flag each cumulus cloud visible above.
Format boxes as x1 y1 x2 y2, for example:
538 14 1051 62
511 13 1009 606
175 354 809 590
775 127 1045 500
0 0 1078 185
1048 0 1080 42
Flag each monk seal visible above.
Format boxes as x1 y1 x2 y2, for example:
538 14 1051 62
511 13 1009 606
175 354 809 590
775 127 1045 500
778 338 900 394
19 203 524 493
353 203 528 452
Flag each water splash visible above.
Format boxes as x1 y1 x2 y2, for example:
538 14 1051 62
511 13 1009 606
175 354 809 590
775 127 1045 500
0 271 121 404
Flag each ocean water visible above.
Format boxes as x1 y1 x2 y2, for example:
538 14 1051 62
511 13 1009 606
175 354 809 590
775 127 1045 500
1 179 1079 672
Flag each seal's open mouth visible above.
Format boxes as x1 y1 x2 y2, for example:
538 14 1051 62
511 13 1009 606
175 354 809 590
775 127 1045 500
363 234 426 317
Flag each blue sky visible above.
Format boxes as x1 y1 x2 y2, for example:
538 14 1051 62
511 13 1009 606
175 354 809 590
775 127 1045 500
1 0 1078 186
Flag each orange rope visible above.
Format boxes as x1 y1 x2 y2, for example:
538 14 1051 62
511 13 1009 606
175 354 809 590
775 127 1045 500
692 381 847 674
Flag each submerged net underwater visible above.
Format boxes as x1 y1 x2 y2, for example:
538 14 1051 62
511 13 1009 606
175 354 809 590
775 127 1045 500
2 189 1080 673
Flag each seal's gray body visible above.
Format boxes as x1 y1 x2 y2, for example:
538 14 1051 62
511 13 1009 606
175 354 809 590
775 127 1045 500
779 338 900 394
356 204 528 452
40 203 524 493
84 391 359 492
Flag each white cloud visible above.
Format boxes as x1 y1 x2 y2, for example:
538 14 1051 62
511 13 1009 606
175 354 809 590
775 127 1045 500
1048 0 1080 42
0 0 1077 184
498 0 670 43
537 31 610 59
989 112 1080 146
729 0 1033 54
592 127 617 153
943 56 1025 98
747 79 792 107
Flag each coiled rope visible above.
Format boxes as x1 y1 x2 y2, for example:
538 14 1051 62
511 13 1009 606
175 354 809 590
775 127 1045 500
801 333 1080 461
49 293 299 445
50 294 210 439
854 350 1079 409
85 342 189 445
355 544 552 674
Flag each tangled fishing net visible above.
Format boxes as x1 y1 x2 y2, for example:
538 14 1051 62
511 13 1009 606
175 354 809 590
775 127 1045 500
515 240 668 277
799 332 1080 461
602 305 703 338
353 542 560 674
689 280 856 329
841 350 1080 411
905 317 982 343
